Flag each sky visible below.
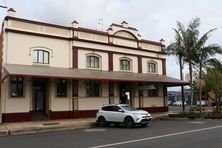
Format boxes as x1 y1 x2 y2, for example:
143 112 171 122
0 0 222 91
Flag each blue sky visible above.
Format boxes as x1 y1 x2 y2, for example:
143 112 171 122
1 0 222 90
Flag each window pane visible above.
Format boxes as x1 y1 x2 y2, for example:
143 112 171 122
44 52 49 63
10 76 23 97
87 56 90 67
33 51 38 63
57 79 67 97
38 50 43 63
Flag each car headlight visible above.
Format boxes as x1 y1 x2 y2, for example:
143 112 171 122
133 113 141 117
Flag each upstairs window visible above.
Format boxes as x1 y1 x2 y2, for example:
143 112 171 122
11 76 23 97
33 50 49 64
87 56 100 68
148 61 157 73
120 59 131 71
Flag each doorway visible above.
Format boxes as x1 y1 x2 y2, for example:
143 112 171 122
32 78 48 120
119 83 132 105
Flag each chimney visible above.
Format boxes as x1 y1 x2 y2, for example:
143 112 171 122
72 20 79 28
7 8 16 17
121 21 128 28
160 38 165 45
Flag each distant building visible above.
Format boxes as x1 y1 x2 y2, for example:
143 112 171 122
0 9 188 123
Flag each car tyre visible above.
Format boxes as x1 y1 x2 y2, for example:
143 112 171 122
97 116 106 127
124 117 134 128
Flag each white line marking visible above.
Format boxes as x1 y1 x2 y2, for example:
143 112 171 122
89 125 222 148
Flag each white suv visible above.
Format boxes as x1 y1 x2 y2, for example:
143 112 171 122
96 104 152 128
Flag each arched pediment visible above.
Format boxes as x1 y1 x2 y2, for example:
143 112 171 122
114 30 137 40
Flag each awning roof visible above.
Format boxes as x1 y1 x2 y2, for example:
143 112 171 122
3 64 189 86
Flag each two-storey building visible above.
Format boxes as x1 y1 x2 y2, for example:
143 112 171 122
0 9 188 122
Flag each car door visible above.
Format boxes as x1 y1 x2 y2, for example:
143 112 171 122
111 106 125 122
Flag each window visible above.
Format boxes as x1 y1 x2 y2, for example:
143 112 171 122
33 50 49 64
148 86 158 97
57 79 67 97
87 56 99 68
85 80 101 97
120 59 131 70
148 62 157 73
11 76 23 97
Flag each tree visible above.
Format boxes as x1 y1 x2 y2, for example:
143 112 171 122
167 18 201 111
193 28 222 116
204 67 222 111
166 26 186 111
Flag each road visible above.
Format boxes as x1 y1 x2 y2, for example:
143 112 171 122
0 119 222 148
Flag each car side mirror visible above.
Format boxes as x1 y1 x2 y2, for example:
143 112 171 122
118 109 124 112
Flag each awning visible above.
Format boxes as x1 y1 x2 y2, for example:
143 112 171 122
3 64 189 86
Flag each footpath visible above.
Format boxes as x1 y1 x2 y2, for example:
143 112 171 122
0 112 168 136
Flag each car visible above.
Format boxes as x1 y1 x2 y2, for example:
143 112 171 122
96 104 152 128
173 100 187 106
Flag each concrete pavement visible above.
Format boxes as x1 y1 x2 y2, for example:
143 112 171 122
0 112 168 136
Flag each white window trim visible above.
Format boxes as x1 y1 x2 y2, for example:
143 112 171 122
85 53 102 70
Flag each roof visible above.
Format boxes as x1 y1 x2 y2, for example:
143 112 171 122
3 64 189 86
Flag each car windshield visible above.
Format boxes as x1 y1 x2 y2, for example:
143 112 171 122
121 105 137 111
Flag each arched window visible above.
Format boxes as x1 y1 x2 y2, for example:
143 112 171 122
33 50 49 64
120 59 131 71
87 55 100 68
147 61 157 73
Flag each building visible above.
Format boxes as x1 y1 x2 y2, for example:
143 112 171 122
0 9 188 123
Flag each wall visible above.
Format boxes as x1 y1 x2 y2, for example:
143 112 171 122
78 49 109 71
6 33 71 68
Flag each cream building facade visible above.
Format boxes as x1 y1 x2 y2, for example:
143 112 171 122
0 9 188 123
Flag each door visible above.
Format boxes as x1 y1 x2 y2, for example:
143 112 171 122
32 79 47 112
119 83 132 105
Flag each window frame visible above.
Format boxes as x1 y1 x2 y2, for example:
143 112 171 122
120 58 131 71
147 86 159 97
10 76 24 97
56 79 67 97
147 61 157 73
33 50 49 64
85 80 101 97
86 55 100 69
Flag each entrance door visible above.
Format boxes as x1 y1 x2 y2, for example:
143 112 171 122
32 78 48 120
119 83 132 105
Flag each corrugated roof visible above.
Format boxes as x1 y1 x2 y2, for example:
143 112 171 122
3 64 189 86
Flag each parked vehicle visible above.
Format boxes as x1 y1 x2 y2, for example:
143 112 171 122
173 100 187 106
96 104 152 128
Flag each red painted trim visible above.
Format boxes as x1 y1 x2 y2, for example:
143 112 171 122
74 38 166 55
113 30 138 40
49 110 97 120
2 112 32 122
74 46 165 60
5 16 164 47
138 56 142 73
5 28 71 41
49 110 72 120
73 47 78 68
108 52 113 71
111 23 138 31
139 107 168 113
73 110 97 119
5 16 70 30
162 59 166 75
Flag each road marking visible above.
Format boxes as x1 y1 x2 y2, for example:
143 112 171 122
189 121 205 124
85 128 106 132
89 125 222 148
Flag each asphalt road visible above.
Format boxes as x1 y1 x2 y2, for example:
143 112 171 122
0 119 222 148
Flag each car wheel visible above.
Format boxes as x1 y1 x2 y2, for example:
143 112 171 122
124 117 134 128
97 117 106 127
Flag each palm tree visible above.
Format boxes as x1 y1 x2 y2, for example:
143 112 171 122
166 18 201 111
166 27 186 111
193 29 222 116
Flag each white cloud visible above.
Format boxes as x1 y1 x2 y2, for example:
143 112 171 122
1 0 222 81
